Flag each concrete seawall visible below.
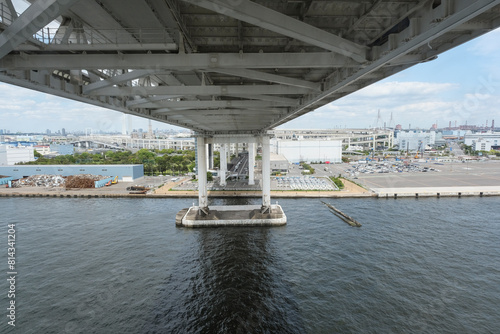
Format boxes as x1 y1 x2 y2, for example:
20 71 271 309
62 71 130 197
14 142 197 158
373 186 500 198
1 174 499 199
1 188 499 199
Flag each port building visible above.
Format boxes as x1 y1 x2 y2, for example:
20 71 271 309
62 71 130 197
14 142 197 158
271 138 342 164
396 131 436 151
272 129 394 150
464 132 500 151
0 145 35 165
0 165 144 181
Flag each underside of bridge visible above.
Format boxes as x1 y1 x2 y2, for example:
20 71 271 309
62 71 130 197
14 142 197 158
1 0 500 224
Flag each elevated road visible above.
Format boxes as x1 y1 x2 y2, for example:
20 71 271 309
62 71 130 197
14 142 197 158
0 0 499 135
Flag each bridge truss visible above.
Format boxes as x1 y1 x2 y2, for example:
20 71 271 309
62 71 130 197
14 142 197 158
0 0 499 135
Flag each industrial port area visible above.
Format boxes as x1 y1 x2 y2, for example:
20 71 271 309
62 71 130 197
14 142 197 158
2 126 500 199
2 158 500 199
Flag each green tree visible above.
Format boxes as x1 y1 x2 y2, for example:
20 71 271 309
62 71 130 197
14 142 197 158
34 149 43 158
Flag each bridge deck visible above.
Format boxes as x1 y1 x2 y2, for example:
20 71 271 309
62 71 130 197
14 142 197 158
1 0 499 135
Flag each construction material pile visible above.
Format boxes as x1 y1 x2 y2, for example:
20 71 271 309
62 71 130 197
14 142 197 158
65 174 104 189
11 174 108 188
13 175 65 188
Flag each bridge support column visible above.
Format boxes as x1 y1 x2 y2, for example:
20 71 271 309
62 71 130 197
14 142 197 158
177 134 286 227
261 135 271 213
220 143 227 187
248 142 255 185
197 136 209 215
208 143 214 170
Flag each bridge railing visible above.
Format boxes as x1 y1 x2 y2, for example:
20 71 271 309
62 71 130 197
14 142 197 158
1 6 175 47
35 27 176 46
0 3 15 26
0 5 49 44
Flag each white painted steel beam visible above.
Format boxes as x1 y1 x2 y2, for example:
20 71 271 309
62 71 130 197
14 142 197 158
138 100 295 109
0 52 359 70
83 70 159 93
128 94 295 108
182 0 368 62
96 84 312 98
228 94 298 105
15 43 179 52
0 0 79 59
155 108 284 116
206 68 321 91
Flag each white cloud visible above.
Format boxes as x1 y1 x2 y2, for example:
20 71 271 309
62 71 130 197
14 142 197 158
0 83 181 133
279 80 482 130
351 81 457 99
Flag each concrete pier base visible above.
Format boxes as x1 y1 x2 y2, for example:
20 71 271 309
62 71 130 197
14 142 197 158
176 204 287 227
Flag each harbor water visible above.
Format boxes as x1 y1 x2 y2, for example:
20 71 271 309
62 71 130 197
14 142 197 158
1 196 499 333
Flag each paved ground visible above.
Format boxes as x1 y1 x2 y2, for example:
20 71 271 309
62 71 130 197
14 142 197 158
327 160 500 196
344 160 500 189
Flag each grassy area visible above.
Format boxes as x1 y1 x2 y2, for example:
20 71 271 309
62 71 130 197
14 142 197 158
329 176 344 189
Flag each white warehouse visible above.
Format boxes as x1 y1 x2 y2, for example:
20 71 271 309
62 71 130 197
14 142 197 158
271 139 342 163
464 132 500 151
396 131 436 150
0 145 35 165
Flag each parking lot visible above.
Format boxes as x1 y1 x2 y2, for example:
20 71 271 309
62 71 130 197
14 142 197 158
159 160 500 192
332 160 500 189
274 176 338 191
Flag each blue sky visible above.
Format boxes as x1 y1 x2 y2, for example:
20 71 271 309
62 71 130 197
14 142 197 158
0 6 499 133
282 27 500 130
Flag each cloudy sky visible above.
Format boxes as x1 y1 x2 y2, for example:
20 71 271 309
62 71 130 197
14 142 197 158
0 7 499 133
282 27 500 130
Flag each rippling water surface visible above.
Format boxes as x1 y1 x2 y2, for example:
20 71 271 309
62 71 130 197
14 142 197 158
1 196 499 333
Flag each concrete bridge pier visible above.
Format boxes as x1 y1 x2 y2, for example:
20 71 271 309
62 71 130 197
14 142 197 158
197 136 209 215
207 143 214 170
261 135 271 213
178 133 285 227
219 143 227 187
248 142 255 186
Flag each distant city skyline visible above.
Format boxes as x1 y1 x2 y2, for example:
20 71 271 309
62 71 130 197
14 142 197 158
0 117 496 137
0 24 499 133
